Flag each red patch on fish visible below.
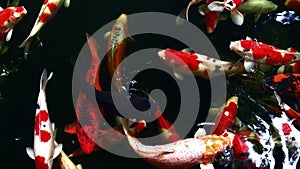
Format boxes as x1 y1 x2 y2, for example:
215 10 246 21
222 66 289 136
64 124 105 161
40 130 51 142
282 123 292 135
164 49 201 71
43 0 48 5
47 3 57 13
35 110 49 135
39 13 50 23
35 156 48 169
213 102 238 135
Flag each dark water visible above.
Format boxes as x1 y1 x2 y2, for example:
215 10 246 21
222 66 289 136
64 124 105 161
0 0 299 169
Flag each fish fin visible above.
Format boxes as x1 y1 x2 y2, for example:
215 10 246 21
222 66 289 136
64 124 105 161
64 122 77 134
207 1 225 12
254 13 261 22
185 1 194 21
246 36 252 40
7 0 20 6
219 13 229 21
176 8 187 25
243 59 256 73
181 48 193 52
0 7 3 11
26 147 35 160
76 164 83 169
64 0 70 8
194 127 206 139
52 123 55 131
40 69 53 90
52 144 63 159
0 43 8 55
198 4 207 16
104 31 111 39
230 10 244 26
68 149 84 157
277 65 286 74
287 47 298 52
6 29 13 42
200 163 214 169
174 70 184 80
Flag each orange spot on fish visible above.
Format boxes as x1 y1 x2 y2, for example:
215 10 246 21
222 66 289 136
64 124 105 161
35 156 48 169
40 130 51 142
47 3 57 13
39 13 50 23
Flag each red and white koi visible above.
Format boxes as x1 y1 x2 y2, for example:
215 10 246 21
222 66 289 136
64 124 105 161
198 0 224 33
19 0 70 57
158 48 245 79
0 6 27 54
26 69 63 169
230 37 300 72
105 13 130 92
122 118 231 169
208 0 245 25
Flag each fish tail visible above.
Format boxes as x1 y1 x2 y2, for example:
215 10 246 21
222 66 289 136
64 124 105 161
19 36 34 59
40 69 53 91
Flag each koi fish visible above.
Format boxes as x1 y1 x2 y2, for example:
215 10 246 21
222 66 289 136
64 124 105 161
263 73 300 97
272 111 300 168
285 0 300 8
26 69 63 169
230 37 300 72
19 0 70 57
237 0 278 22
104 13 130 92
121 118 231 169
158 48 245 79
208 0 245 25
54 141 82 169
0 6 27 55
176 0 202 24
198 0 226 33
208 96 253 161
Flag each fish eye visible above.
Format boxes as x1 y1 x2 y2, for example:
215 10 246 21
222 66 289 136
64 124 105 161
43 124 46 128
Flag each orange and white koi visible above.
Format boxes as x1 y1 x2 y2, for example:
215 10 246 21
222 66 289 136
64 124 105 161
19 0 70 57
26 69 63 169
122 118 231 169
230 37 300 72
105 13 130 92
208 0 245 25
0 6 27 54
158 48 245 79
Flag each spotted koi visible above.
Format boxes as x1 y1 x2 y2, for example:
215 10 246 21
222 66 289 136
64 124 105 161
54 141 82 169
26 69 63 169
230 37 300 72
158 48 245 79
19 0 70 57
122 118 231 169
198 0 223 33
0 6 27 54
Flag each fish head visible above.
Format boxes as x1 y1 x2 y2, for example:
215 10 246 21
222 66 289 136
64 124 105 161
5 6 27 27
117 13 128 24
229 40 246 56
224 0 238 11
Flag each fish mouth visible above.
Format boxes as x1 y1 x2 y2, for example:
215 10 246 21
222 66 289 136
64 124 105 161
117 13 128 24
157 50 166 60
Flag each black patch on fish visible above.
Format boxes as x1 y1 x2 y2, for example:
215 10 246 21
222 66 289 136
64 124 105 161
36 104 40 109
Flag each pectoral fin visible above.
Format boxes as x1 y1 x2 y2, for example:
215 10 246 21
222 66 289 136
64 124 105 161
254 13 261 22
194 128 206 139
76 164 83 169
26 147 35 160
64 0 70 7
174 70 184 80
52 144 63 159
207 2 225 12
104 31 111 39
230 10 244 26
6 29 13 42
198 5 207 16
244 59 256 73
200 163 214 169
